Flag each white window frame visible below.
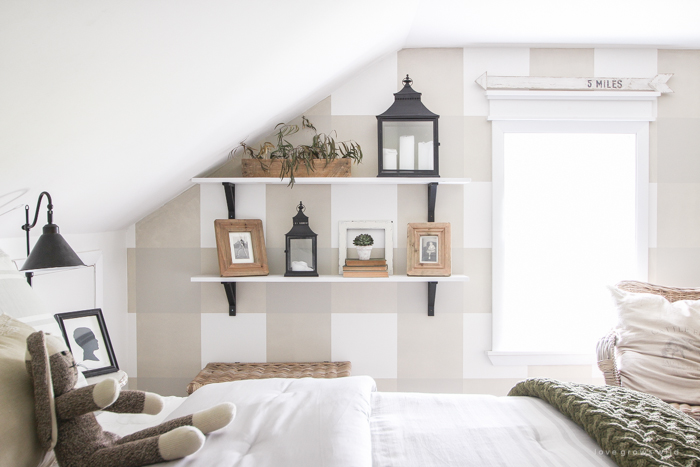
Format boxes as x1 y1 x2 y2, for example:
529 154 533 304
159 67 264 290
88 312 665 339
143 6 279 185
485 90 656 366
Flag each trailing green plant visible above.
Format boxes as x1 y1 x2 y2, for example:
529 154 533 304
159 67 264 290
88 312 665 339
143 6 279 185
353 234 374 247
231 116 363 186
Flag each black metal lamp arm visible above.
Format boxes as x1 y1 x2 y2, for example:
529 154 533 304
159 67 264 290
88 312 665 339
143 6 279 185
22 191 53 285
23 191 53 233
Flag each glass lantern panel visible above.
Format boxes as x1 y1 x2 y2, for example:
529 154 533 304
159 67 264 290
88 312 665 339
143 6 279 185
382 121 434 171
288 238 315 271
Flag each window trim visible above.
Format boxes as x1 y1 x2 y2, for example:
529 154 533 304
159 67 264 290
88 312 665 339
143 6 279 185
489 118 650 366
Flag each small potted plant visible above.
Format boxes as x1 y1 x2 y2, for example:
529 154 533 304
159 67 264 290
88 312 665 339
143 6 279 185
353 234 374 261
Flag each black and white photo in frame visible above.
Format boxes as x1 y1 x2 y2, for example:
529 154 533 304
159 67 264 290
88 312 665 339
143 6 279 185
54 308 119 377
229 231 254 264
420 235 439 263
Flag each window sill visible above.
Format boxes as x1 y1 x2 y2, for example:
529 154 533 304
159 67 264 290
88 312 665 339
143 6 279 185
487 351 596 366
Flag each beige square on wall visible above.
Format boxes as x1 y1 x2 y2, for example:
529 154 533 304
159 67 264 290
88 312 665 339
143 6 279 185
398 48 464 117
267 313 331 362
136 185 200 249
398 313 463 380
137 313 201 380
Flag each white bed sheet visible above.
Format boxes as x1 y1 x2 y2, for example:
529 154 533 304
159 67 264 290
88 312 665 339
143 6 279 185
98 377 617 467
155 376 376 467
370 391 616 467
97 396 186 437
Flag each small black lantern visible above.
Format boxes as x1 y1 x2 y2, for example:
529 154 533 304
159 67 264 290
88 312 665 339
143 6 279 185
377 75 440 177
284 201 318 277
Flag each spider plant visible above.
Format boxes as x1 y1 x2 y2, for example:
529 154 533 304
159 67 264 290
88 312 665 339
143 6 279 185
232 116 363 186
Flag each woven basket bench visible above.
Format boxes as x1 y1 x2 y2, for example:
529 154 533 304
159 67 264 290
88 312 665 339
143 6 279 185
186 361 352 395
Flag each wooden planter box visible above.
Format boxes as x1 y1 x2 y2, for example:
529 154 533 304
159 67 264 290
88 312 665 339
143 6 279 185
242 158 351 178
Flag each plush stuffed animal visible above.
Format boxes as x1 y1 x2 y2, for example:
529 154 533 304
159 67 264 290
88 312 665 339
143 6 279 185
25 331 236 467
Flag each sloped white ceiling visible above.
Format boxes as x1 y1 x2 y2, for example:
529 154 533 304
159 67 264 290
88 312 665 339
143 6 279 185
1 0 698 238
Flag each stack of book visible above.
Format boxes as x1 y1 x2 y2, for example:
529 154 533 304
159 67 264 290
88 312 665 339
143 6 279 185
342 259 389 278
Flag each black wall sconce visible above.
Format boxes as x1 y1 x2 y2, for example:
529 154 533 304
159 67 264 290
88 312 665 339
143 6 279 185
377 75 440 177
284 202 318 277
20 191 85 285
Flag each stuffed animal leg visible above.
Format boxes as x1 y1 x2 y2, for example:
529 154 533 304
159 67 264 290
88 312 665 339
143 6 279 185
116 403 237 444
88 426 205 466
89 403 236 466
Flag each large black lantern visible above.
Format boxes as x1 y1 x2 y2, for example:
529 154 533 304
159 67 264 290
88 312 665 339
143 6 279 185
284 201 318 277
377 75 439 177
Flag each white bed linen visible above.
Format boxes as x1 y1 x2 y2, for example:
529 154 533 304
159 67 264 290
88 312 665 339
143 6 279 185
154 376 376 467
370 391 616 467
98 377 617 467
97 396 186 437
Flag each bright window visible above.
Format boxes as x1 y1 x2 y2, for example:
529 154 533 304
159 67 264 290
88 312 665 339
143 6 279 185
492 121 649 363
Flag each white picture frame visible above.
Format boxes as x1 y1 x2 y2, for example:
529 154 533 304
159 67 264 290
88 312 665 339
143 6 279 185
338 220 393 275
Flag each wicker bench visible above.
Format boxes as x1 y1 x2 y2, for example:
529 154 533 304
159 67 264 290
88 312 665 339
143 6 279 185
186 361 352 395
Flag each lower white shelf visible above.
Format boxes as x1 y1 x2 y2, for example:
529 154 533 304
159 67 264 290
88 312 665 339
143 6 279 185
191 274 469 316
191 274 469 283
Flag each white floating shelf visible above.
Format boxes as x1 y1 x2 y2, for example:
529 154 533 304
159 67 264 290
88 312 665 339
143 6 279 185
191 274 469 283
192 177 470 185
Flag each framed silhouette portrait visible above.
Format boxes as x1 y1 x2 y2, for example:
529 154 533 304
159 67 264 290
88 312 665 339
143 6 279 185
54 308 119 378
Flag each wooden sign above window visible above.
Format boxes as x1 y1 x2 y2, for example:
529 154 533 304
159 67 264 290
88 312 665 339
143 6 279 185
476 72 673 93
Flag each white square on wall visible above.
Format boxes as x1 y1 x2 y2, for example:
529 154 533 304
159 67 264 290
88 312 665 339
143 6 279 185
200 183 229 249
201 313 266 367
463 313 527 379
330 185 398 248
463 48 530 117
463 182 492 248
331 313 397 378
200 184 267 249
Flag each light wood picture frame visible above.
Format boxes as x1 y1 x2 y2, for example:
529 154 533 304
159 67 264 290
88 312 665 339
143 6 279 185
338 220 393 275
215 219 269 277
407 222 451 276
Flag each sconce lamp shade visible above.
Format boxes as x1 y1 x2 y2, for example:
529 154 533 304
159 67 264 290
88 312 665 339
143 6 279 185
19 191 85 280
20 223 85 271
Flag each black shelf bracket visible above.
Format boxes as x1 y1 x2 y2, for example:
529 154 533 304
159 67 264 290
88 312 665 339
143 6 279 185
222 282 236 316
223 182 235 219
222 182 237 315
428 182 438 222
428 281 437 316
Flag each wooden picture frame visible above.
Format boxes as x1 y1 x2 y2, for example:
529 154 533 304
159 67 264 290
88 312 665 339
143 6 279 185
338 220 394 274
215 219 269 277
407 222 451 276
54 308 119 378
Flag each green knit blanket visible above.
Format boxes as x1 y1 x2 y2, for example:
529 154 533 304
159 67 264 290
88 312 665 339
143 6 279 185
508 378 700 466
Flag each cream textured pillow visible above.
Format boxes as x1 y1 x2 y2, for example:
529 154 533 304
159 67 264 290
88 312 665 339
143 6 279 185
611 285 700 405
0 313 51 467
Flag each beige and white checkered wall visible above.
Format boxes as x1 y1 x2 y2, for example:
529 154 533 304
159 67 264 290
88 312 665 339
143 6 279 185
127 47 700 396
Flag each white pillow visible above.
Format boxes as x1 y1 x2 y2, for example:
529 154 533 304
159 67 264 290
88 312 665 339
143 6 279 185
611 285 700 405
0 248 47 319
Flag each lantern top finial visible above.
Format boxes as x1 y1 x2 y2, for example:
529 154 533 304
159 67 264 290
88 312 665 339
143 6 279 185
296 201 305 212
402 74 413 87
